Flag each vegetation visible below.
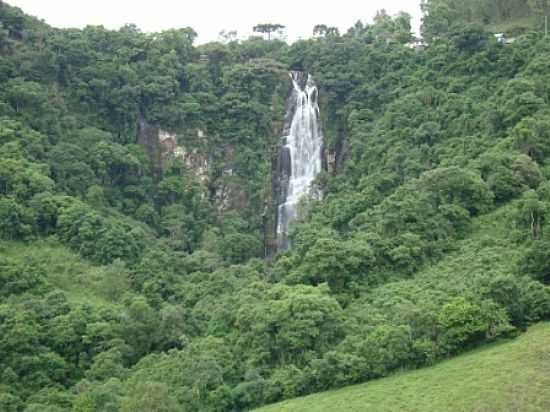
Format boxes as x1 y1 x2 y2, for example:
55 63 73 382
256 322 550 412
253 24 286 40
1 0 550 411
421 0 546 36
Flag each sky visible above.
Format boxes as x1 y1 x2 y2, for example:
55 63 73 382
6 0 422 44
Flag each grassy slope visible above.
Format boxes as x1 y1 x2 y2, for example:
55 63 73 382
256 322 550 412
0 238 110 306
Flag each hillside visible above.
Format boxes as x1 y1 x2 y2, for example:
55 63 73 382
256 202 550 410
256 323 550 412
2 0 550 411
422 0 547 37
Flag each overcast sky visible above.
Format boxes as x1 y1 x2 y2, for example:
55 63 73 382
7 0 422 43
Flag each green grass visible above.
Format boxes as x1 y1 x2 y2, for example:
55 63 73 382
256 323 550 412
0 238 111 306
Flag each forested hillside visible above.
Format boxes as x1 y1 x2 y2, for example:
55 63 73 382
1 0 550 411
257 323 550 411
422 0 550 36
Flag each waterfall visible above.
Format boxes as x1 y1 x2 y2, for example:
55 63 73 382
277 71 323 250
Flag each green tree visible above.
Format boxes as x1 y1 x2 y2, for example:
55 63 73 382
519 239 550 283
515 190 548 239
97 259 131 302
293 237 374 292
437 297 511 353
0 197 31 239
121 297 160 359
513 115 550 164
313 24 340 38
121 382 179 412
253 23 285 40
236 284 345 367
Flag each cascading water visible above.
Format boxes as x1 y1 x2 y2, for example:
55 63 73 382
276 71 323 250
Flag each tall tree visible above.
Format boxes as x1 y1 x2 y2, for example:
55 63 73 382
313 24 340 37
253 23 285 40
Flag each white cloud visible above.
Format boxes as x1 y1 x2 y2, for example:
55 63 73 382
6 0 422 43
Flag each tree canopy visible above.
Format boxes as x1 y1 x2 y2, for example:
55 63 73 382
1 1 550 411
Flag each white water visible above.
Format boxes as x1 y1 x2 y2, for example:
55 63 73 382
277 72 323 249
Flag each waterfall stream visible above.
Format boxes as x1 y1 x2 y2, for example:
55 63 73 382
277 71 323 250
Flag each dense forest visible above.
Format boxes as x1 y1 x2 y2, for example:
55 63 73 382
1 0 550 410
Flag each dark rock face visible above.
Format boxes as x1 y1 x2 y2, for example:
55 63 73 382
278 146 291 204
136 73 297 258
267 77 296 257
137 116 162 181
292 71 309 92
335 119 348 171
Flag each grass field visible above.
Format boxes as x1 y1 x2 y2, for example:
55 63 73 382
256 323 550 412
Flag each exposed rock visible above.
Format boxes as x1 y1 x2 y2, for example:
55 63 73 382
158 129 209 184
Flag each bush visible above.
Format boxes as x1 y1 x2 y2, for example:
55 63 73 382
0 256 47 297
437 297 512 353
0 196 32 240
57 202 146 264
519 239 550 284
219 232 263 264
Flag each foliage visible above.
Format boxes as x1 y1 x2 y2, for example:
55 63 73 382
1 2 550 411
256 323 550 412
253 24 286 40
